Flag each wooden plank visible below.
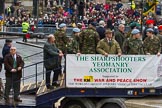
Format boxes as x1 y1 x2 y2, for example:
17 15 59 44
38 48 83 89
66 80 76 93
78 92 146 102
36 80 45 95
60 73 65 87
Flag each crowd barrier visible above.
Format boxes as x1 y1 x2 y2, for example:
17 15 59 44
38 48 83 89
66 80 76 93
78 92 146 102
4 27 74 36
3 26 131 37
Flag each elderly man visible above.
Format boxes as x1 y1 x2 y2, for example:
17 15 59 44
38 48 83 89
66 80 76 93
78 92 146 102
43 34 63 89
4 46 24 103
115 24 126 52
97 29 122 56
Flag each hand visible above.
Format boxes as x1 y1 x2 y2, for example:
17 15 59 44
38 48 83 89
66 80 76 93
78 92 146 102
118 53 121 57
104 53 108 56
146 53 150 55
18 67 22 71
157 52 161 56
11 69 16 72
76 53 81 56
59 50 62 53
59 52 63 57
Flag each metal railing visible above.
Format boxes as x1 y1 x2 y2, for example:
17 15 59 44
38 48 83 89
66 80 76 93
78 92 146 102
22 51 44 85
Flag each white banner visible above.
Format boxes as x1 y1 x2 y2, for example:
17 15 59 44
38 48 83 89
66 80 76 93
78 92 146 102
66 54 162 88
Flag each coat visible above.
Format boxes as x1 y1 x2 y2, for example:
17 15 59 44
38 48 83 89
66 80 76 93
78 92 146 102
43 42 60 70
79 28 100 54
115 29 125 52
143 35 161 54
4 54 24 78
96 38 122 54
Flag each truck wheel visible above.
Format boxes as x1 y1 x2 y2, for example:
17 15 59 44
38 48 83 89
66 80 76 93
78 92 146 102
63 100 86 108
102 103 121 108
96 98 127 108
60 98 95 108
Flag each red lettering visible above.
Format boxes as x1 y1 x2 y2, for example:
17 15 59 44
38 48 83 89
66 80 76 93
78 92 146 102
106 79 116 82
94 79 105 82
133 79 147 82
117 79 132 82
74 78 82 82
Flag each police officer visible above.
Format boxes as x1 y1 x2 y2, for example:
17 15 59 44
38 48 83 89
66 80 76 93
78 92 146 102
143 28 161 55
123 29 144 54
97 29 122 56
67 28 80 54
79 22 100 54
22 18 29 42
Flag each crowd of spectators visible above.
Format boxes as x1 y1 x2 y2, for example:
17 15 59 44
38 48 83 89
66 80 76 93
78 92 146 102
2 0 162 31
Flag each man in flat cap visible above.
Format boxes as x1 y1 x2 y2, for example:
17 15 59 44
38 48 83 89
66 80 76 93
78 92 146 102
143 28 161 55
97 29 121 56
79 22 100 54
123 29 144 54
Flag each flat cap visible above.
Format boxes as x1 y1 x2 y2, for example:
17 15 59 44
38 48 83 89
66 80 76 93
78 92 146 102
131 29 140 35
73 28 80 33
105 29 113 34
59 23 66 28
5 39 12 43
146 28 154 32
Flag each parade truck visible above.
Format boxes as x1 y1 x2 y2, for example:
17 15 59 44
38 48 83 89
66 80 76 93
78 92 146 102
1 54 162 108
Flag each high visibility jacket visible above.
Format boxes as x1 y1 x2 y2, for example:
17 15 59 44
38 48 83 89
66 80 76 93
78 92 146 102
7 7 11 13
131 1 136 10
22 22 29 32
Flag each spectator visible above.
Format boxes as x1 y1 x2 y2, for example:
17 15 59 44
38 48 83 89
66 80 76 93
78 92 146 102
2 39 12 62
96 20 106 39
10 4 15 17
